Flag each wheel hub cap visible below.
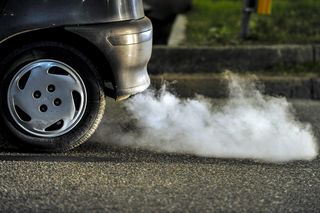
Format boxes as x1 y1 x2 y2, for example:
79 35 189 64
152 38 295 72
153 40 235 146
7 59 87 138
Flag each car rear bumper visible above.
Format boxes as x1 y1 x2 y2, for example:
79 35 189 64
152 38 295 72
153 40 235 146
65 17 152 100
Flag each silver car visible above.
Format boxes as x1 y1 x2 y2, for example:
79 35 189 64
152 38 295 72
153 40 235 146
0 0 152 152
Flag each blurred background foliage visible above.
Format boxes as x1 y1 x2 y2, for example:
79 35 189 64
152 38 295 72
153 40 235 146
185 0 320 46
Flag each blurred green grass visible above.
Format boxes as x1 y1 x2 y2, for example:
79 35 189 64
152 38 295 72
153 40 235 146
185 0 320 46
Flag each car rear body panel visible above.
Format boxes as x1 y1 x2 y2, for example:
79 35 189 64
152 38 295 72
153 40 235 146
66 17 152 99
0 0 145 42
0 0 151 100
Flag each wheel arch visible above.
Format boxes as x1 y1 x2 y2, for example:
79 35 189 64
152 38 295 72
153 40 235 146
0 28 116 98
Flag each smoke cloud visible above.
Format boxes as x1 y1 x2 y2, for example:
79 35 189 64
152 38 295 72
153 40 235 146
107 72 318 162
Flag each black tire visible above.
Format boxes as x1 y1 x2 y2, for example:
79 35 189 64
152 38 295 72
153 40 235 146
0 41 106 152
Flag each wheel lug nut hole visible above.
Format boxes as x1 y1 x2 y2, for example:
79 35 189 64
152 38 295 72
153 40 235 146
40 104 48 112
48 84 55 92
54 98 62 106
33 90 41 99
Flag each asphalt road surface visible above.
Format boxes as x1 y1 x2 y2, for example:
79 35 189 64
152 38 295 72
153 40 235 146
0 98 320 212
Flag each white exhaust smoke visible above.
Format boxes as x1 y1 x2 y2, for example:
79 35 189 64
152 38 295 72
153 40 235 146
110 72 318 162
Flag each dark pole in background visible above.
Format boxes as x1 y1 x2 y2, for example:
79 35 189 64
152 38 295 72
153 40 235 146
240 0 257 39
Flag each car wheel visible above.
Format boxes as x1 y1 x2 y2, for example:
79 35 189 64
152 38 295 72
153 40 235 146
0 41 105 152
